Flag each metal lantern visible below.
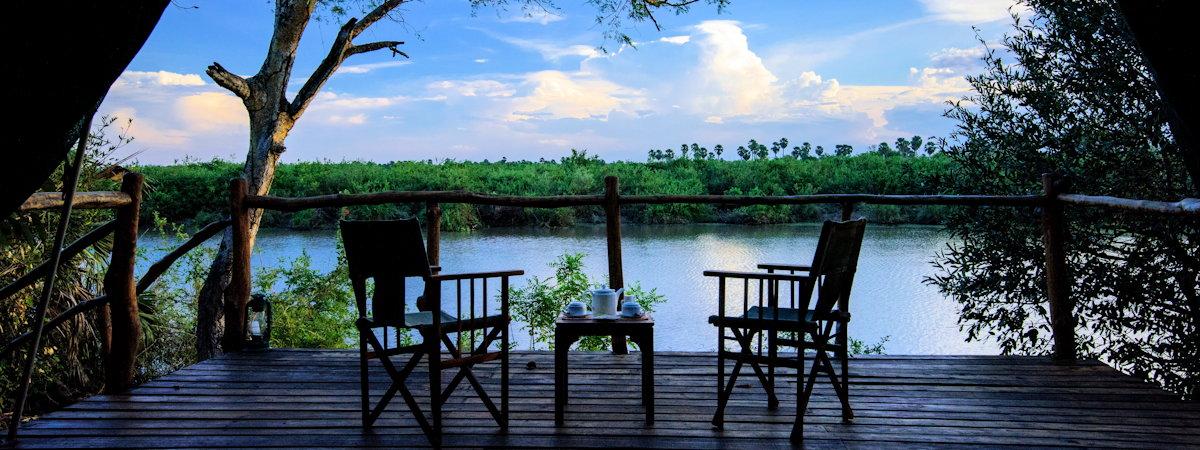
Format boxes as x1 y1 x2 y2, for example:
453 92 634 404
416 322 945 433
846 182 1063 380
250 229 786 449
245 293 272 351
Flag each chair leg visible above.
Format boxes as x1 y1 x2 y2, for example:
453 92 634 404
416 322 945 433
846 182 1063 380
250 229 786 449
821 348 854 423
767 329 778 410
791 350 805 443
713 335 725 429
713 360 743 430
427 333 442 447
501 324 510 432
359 334 370 427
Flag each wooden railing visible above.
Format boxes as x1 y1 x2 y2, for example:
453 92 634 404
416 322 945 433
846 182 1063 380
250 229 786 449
227 173 1200 360
2 174 230 392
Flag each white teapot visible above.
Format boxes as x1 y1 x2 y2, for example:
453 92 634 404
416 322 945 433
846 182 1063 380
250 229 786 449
589 286 624 317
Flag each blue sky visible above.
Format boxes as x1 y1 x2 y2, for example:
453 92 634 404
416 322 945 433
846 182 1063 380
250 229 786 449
103 0 1021 164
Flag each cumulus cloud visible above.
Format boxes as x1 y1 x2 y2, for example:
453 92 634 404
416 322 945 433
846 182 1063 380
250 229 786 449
919 0 1024 23
175 92 247 132
115 70 206 88
691 20 780 117
508 70 644 121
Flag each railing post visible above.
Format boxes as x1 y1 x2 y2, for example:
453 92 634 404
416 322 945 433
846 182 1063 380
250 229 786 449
224 177 251 353
840 202 855 221
604 176 628 354
103 172 143 393
426 201 441 266
1041 173 1077 362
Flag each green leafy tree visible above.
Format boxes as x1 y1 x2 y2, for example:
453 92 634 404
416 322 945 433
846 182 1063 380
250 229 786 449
814 145 825 157
736 145 751 160
929 0 1200 397
791 146 808 159
679 144 689 160
910 135 924 155
874 142 894 156
895 137 915 157
835 144 854 157
714 144 724 159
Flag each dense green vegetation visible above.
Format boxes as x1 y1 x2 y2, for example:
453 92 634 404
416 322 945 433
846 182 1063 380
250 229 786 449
137 150 957 231
928 0 1200 398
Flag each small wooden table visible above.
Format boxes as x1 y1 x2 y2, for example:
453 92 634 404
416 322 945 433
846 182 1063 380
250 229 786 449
555 315 654 426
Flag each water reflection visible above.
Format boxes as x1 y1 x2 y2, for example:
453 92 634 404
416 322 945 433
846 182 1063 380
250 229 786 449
139 224 996 354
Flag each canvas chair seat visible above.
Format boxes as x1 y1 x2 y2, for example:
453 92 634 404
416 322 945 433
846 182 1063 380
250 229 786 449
361 311 507 330
708 306 851 331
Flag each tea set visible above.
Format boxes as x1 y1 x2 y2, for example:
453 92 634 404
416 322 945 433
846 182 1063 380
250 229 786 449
564 286 645 320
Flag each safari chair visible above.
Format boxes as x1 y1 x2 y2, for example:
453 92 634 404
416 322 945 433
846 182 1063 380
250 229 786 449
340 219 523 446
705 219 866 443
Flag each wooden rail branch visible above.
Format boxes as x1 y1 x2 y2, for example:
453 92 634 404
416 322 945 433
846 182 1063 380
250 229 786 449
0 220 230 360
245 191 606 211
620 194 1046 207
1058 194 1200 217
19 191 132 212
136 219 231 293
0 220 117 302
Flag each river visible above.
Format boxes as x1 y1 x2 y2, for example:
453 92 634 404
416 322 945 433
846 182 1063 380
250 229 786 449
140 223 997 354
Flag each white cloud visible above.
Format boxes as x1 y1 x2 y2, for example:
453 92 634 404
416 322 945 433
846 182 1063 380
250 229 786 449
115 70 206 87
919 0 1025 23
496 36 601 61
325 114 368 125
175 92 247 132
929 46 987 70
339 60 411 74
474 58 489 64
659 35 691 45
508 70 645 121
428 80 515 98
691 20 779 117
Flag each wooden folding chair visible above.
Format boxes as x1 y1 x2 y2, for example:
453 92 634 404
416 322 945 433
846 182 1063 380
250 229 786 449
706 219 866 443
340 219 523 446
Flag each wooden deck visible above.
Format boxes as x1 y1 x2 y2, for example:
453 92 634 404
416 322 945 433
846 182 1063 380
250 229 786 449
15 349 1200 448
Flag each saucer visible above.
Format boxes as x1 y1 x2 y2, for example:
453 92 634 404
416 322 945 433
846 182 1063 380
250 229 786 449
562 312 591 319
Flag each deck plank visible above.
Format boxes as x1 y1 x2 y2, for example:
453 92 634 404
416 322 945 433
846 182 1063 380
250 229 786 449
13 350 1200 448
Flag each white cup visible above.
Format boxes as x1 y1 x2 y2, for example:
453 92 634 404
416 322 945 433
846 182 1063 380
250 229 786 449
621 299 642 318
566 301 586 316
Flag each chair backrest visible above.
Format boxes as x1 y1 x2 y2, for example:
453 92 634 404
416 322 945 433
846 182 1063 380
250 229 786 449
809 219 866 318
340 219 432 322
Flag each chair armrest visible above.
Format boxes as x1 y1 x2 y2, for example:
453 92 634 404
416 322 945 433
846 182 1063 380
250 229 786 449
429 265 442 274
428 269 524 281
757 263 811 272
702 270 811 282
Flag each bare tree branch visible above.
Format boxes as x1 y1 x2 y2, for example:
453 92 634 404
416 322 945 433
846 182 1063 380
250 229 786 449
348 40 408 57
288 0 410 117
353 0 407 36
206 62 250 100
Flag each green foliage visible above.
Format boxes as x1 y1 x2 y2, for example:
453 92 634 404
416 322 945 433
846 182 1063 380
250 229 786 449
136 152 958 229
253 248 355 349
929 0 1200 397
849 336 890 356
509 253 665 351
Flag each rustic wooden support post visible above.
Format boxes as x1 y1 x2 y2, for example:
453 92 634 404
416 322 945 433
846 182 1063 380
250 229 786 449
223 177 251 353
604 176 629 354
840 202 855 221
103 172 143 393
426 201 441 266
1041 173 1078 362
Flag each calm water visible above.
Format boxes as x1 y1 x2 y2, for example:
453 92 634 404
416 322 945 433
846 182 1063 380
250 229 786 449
140 224 997 355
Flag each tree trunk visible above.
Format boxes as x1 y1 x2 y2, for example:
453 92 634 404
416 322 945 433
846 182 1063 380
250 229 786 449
194 0 309 359
194 0 408 358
